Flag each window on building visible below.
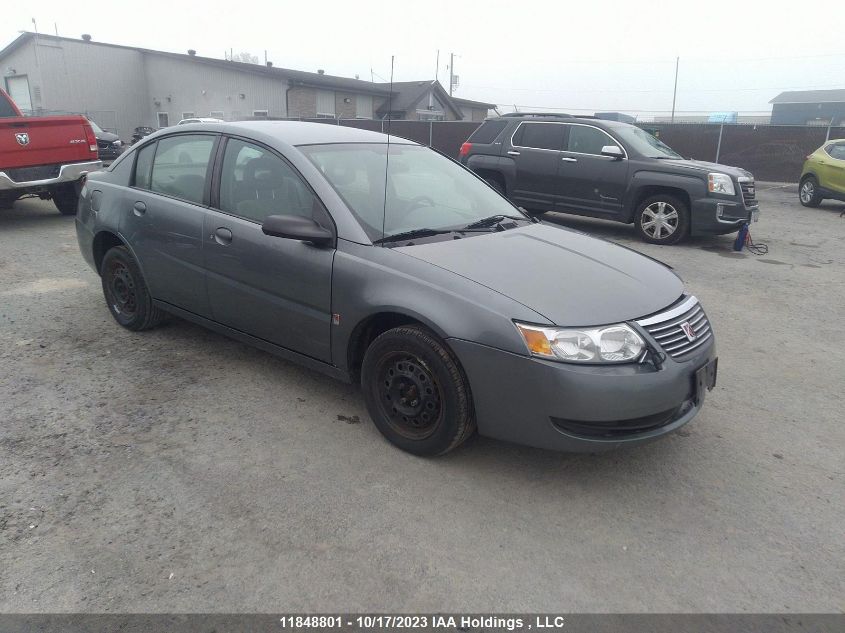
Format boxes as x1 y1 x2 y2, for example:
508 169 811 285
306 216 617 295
316 90 336 117
252 110 269 119
218 138 320 224
514 122 566 151
356 94 373 119
182 112 195 119
566 125 621 155
157 112 169 127
149 134 215 204
209 111 225 119
133 142 157 189
417 110 445 121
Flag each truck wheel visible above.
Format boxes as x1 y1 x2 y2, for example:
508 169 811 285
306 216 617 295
0 193 19 209
634 194 690 245
361 325 476 456
100 245 167 331
53 183 79 216
799 176 822 207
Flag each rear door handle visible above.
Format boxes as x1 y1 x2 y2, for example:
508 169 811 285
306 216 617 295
133 201 146 216
211 227 233 245
507 150 520 156
561 157 578 163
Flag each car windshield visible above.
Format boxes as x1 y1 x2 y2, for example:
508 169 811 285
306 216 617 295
614 126 683 159
300 143 524 242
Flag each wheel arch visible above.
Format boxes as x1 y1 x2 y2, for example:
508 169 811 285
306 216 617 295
92 230 146 278
628 185 692 222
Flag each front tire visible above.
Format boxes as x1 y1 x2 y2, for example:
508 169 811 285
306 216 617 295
799 176 822 207
0 193 19 209
361 325 476 456
100 246 166 331
52 183 79 216
634 194 690 245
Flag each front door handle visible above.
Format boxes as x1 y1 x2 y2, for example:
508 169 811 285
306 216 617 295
212 227 233 245
133 201 147 216
561 157 578 163
507 150 521 156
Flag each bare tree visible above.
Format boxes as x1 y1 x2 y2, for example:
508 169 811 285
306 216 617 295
230 51 259 64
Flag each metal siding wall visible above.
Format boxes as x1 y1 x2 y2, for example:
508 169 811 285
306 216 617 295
316 90 335 116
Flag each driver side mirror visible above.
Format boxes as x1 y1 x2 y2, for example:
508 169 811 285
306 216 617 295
262 214 333 247
601 145 624 160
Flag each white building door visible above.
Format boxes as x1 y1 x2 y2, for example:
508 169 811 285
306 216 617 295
6 75 33 112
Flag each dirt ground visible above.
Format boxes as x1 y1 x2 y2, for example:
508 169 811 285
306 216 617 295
0 186 843 612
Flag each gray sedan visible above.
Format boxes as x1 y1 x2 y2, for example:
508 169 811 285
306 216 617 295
75 121 717 455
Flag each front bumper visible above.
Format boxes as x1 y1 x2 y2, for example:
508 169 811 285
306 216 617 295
448 335 715 452
690 196 758 236
0 160 103 192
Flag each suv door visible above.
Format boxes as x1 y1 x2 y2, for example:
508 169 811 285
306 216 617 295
120 133 217 317
203 137 335 362
557 124 629 217
507 122 567 210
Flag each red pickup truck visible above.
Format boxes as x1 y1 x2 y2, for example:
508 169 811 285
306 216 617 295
0 88 101 215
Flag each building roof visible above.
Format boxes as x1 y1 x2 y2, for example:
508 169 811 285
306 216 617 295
0 32 390 96
374 80 463 118
451 96 496 109
770 89 845 104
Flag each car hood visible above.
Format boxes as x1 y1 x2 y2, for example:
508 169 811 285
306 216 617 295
657 158 753 179
96 131 120 143
396 224 684 326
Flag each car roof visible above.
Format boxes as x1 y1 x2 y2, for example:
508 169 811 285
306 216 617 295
166 120 418 146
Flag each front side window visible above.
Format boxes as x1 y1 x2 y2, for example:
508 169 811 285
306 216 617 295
567 125 621 156
219 138 318 224
149 135 215 204
301 143 522 241
514 122 566 151
613 125 682 159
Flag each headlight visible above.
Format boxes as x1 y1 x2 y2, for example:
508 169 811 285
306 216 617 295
515 322 646 364
708 173 735 196
113 140 122 147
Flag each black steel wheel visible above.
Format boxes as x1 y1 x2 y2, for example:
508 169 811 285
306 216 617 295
361 325 475 455
100 245 166 331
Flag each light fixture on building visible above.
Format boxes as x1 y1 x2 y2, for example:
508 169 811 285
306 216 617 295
344 98 351 104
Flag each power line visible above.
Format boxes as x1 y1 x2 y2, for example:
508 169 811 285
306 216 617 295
461 83 845 94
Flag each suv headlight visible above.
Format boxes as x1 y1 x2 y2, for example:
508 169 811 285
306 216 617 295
708 172 735 196
515 322 645 364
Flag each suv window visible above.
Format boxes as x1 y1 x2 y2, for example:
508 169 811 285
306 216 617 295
219 138 318 223
150 135 215 204
468 120 508 144
133 142 156 189
513 122 565 151
828 144 845 160
567 125 619 155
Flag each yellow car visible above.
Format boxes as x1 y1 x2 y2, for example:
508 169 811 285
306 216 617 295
800 139 845 207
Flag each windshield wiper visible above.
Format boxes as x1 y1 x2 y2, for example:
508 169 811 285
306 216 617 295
373 228 456 245
462 214 527 230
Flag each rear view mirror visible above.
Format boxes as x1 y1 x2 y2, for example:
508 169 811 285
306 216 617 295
601 145 624 159
262 215 333 247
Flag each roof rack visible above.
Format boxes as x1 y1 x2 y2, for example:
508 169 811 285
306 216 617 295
499 112 573 119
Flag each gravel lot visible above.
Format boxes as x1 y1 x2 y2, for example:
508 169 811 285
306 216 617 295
1 187 843 613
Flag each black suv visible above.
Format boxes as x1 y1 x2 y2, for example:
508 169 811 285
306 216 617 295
459 114 759 244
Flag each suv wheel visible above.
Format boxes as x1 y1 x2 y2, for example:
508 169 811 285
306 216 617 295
634 195 690 245
799 176 822 207
100 245 167 331
361 325 476 456
52 183 79 216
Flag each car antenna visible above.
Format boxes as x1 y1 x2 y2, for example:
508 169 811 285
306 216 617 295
380 55 394 246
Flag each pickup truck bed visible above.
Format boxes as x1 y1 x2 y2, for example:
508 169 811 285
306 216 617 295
0 89 101 215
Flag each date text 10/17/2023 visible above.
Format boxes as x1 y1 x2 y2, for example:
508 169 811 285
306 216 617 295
278 616 567 630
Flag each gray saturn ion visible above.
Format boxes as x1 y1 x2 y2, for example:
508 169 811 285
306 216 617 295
76 121 717 456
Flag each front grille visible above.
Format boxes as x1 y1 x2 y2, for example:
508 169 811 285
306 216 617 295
637 296 713 359
5 164 61 182
739 178 757 208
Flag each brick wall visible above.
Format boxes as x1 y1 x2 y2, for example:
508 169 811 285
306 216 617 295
287 86 316 118
335 92 356 119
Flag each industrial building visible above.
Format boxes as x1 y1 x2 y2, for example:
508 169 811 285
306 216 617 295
770 89 845 126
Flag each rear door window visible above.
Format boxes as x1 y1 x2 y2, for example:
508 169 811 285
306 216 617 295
133 142 156 189
149 135 215 204
468 120 508 144
513 123 566 151
828 144 845 160
567 125 621 155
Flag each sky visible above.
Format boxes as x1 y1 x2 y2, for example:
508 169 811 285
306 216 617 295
4 0 845 116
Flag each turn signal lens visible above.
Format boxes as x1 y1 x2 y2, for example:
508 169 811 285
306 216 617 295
515 323 554 358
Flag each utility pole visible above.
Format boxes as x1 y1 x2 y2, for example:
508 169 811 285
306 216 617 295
449 52 454 96
435 50 440 83
671 56 679 123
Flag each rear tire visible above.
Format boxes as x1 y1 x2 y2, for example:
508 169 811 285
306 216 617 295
100 245 166 331
0 193 19 209
53 183 80 216
799 176 822 207
361 325 476 456
634 194 690 245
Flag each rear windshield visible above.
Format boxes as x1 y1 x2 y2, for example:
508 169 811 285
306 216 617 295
0 93 18 118
468 119 508 144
